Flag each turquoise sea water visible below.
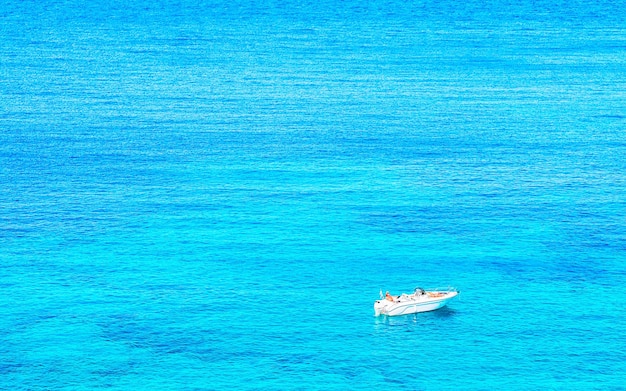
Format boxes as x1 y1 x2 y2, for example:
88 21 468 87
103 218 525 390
1 1 626 389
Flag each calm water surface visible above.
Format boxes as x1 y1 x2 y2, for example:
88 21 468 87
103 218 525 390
1 1 625 390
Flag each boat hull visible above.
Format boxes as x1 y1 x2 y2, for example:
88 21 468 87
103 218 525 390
374 290 458 317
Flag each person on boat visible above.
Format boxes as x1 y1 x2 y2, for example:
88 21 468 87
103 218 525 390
385 291 395 302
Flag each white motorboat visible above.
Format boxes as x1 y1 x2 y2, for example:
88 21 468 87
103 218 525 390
374 287 459 316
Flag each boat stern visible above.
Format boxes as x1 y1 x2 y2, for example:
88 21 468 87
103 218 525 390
373 300 386 316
